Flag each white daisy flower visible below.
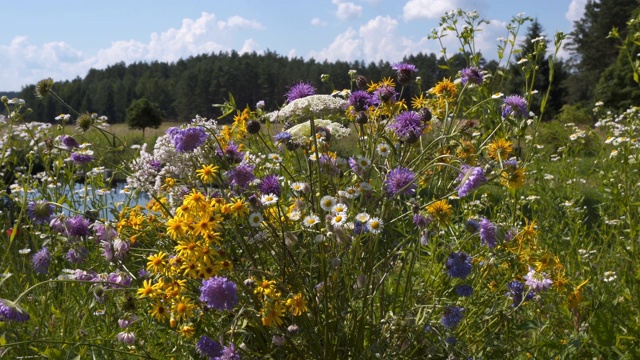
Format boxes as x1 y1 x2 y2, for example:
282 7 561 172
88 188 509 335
320 195 336 211
330 213 347 227
331 203 348 214
376 143 391 157
344 186 360 199
261 193 279 206
288 210 302 221
366 217 383 234
302 214 320 227
355 212 370 223
290 182 308 193
248 212 264 227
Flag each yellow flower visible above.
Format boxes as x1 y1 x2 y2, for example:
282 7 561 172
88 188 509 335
196 164 219 184
568 279 589 309
178 324 196 338
150 301 170 322
261 299 285 327
255 278 277 298
286 293 308 316
166 216 186 239
184 189 208 212
501 167 526 190
171 296 195 322
429 78 457 100
137 279 155 298
426 199 452 225
228 198 249 218
146 252 167 274
411 93 428 109
487 138 513 161
162 177 176 190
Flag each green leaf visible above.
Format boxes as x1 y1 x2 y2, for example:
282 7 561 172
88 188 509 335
590 311 615 347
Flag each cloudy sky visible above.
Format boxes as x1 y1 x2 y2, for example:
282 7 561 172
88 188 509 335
1 0 587 91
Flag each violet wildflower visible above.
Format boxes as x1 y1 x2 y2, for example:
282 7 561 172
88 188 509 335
116 331 136 345
32 247 51 274
218 140 244 163
273 131 292 143
441 306 464 329
507 280 534 307
27 200 54 225
348 90 374 112
465 219 480 233
66 247 87 264
107 272 132 288
200 276 238 311
259 174 281 196
392 62 418 86
479 218 497 248
94 223 118 243
373 85 397 103
196 335 223 358
501 95 528 118
460 66 483 85
60 135 80 149
226 163 255 189
445 252 472 280
50 215 66 234
524 267 553 291
455 284 474 297
456 165 486 197
70 152 93 165
217 343 241 360
384 166 417 197
0 299 30 322
286 81 315 102
412 213 431 228
388 111 424 143
66 215 91 238
172 126 208 153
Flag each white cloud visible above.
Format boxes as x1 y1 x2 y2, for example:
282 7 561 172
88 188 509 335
333 0 363 21
309 27 362 62
311 18 328 27
240 38 260 54
402 0 486 21
566 0 587 23
217 15 265 31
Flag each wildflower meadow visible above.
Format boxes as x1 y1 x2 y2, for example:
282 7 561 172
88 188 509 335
1 10 639 359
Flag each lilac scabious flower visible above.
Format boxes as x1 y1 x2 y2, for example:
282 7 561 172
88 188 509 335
441 306 464 329
32 247 51 274
66 247 87 264
388 111 424 143
286 81 315 102
171 126 208 153
412 213 431 228
107 272 132 288
196 335 223 358
384 166 417 197
216 343 240 360
27 200 54 225
392 62 418 85
50 215 66 234
524 267 553 291
70 152 93 165
200 276 238 311
373 85 397 103
465 219 480 233
60 135 80 149
0 299 30 322
501 95 528 118
226 163 255 189
273 131 292 143
460 66 483 85
479 218 497 248
66 215 91 238
94 223 118 243
218 140 244 163
445 252 472 279
507 280 534 307
348 90 374 112
259 174 281 196
456 284 474 297
456 165 486 197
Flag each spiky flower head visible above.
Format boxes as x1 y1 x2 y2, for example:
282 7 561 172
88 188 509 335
392 62 418 86
502 95 528 118
348 90 374 112
388 111 424 143
384 166 417 197
456 165 486 197
199 276 238 311
32 247 52 274
460 67 483 85
0 299 30 322
286 81 315 102
76 113 94 132
27 200 54 225
170 126 208 153
35 78 54 99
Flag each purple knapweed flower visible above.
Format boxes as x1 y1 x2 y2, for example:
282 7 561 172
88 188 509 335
388 111 424 143
70 152 93 165
226 163 255 189
460 66 483 85
479 218 497 248
385 166 417 197
502 95 528 118
32 247 51 274
456 165 486 197
392 62 418 85
524 267 553 292
259 174 281 196
217 140 244 163
441 306 465 329
348 90 374 112
196 335 223 358
200 276 238 311
373 85 397 103
286 81 315 102
445 252 472 280
171 126 208 153
27 200 54 225
0 299 30 322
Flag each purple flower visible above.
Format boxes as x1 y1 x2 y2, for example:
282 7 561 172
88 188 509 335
70 152 93 165
0 299 30 322
460 67 483 85
60 135 80 149
456 165 486 197
259 174 281 196
465 219 480 233
66 215 91 238
412 213 431 228
216 343 240 360
66 247 87 264
502 95 528 118
32 247 51 274
196 335 223 358
441 306 464 329
388 111 424 143
455 284 473 297
226 163 255 189
171 126 208 153
107 272 132 288
116 331 136 345
200 276 238 311
392 62 418 85
217 140 244 163
286 81 315 102
27 200 54 225
479 218 497 248
524 267 553 291
94 223 118 243
507 280 534 307
273 131 292 143
445 252 472 279
384 166 417 197
348 90 374 112
373 85 397 103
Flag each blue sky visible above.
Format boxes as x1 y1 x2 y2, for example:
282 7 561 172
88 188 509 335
1 0 587 91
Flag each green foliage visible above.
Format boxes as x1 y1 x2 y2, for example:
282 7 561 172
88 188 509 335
556 104 594 126
125 97 163 136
